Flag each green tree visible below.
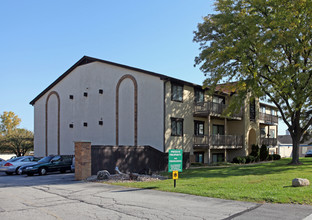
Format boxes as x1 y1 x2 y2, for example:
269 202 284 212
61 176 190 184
0 111 21 135
194 0 312 165
0 129 34 157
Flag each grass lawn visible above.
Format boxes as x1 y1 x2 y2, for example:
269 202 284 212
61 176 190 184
110 158 312 205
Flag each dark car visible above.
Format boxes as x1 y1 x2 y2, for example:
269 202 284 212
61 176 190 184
305 150 312 157
18 156 53 175
24 155 73 176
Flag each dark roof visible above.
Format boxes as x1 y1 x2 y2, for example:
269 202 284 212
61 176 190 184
278 135 312 145
278 135 293 144
260 102 278 110
30 56 206 105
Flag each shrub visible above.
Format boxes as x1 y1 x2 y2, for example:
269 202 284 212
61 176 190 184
250 144 260 157
232 156 246 164
191 162 204 167
245 155 255 163
272 154 281 160
260 144 269 161
268 155 274 161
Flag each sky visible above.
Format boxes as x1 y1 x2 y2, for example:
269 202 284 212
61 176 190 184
0 0 287 134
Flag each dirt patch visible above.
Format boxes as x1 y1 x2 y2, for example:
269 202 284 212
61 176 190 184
85 173 168 183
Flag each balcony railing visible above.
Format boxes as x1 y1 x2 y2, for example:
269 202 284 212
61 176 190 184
259 112 278 124
260 138 277 146
193 134 243 148
194 102 243 118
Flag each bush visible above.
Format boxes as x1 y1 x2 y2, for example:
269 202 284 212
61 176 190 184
191 162 204 167
232 157 239 163
260 144 269 161
250 144 260 157
245 155 255 163
232 156 246 164
272 154 281 160
268 155 274 161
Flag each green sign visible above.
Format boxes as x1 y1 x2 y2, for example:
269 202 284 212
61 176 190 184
168 149 183 172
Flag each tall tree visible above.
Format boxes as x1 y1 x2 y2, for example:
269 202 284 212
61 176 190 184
194 0 312 164
0 111 21 135
0 129 34 157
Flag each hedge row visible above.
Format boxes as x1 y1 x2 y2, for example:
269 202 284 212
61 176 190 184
234 144 281 163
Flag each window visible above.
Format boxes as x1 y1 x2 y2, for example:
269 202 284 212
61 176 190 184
69 95 74 100
213 96 225 104
212 124 225 135
212 153 224 163
260 127 266 138
194 152 204 163
260 106 265 113
99 120 103 126
171 118 183 136
194 121 204 135
212 96 225 113
271 109 275 115
83 122 88 127
171 84 183 102
195 89 204 103
99 89 103 94
250 100 256 121
84 92 88 97
52 156 61 162
269 129 275 138
69 124 74 128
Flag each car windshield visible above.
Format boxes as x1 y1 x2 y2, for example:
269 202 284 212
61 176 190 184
38 156 54 163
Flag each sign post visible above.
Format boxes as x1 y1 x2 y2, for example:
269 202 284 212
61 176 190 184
168 149 183 188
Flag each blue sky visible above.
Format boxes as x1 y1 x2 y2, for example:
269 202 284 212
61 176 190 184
0 0 287 134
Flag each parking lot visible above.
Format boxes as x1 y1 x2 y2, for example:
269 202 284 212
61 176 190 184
0 170 75 187
0 172 312 220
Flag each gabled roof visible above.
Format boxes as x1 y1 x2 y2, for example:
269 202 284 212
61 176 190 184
278 135 312 145
260 102 278 110
29 56 206 105
278 135 292 144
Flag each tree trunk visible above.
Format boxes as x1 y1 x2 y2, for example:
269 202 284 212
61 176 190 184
289 135 301 165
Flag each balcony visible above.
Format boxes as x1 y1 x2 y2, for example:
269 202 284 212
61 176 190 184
259 112 278 124
194 102 243 119
193 134 244 149
260 138 277 146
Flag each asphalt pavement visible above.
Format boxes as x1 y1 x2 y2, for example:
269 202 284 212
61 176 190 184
0 172 311 220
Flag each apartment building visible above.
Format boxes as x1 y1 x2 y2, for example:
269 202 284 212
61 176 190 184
30 56 278 164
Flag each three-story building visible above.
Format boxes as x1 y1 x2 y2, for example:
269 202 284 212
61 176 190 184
30 56 278 164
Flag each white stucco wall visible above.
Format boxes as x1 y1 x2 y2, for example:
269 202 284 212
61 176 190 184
33 61 164 156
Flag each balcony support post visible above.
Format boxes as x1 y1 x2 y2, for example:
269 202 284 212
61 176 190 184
224 149 227 162
207 148 211 164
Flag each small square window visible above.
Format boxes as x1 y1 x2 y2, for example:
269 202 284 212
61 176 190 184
99 89 103 94
69 95 74 100
69 124 74 128
99 120 103 125
84 92 88 97
83 122 88 127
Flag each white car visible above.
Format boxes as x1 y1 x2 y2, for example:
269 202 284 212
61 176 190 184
0 158 6 166
0 156 41 175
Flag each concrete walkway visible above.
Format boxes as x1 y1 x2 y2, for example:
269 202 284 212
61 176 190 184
0 173 311 219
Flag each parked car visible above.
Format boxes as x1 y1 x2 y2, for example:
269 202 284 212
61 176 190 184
24 155 73 176
305 150 312 157
0 158 6 166
71 156 75 173
17 156 52 175
0 156 41 175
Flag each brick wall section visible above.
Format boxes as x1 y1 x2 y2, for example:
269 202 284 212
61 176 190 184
75 141 91 180
91 145 190 175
